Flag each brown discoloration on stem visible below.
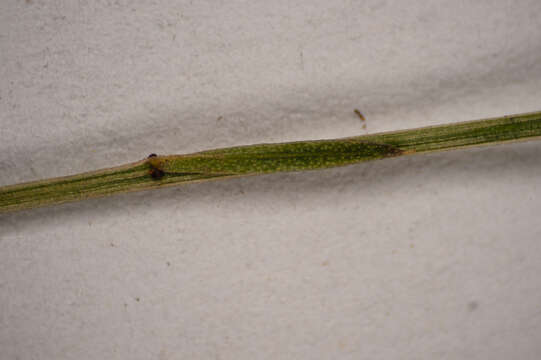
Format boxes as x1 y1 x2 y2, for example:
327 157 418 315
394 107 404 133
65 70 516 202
148 153 165 179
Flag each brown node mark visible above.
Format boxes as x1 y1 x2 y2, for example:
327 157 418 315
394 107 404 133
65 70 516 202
148 153 165 180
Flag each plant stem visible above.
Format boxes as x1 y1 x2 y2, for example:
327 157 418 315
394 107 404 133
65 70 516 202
1 110 541 213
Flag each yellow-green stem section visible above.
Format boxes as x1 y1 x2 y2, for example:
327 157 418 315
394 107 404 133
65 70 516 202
2 110 541 213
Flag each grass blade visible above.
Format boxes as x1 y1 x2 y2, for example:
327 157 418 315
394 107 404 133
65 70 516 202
1 110 541 213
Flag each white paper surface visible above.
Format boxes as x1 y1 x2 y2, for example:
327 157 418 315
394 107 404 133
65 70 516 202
1 1 541 359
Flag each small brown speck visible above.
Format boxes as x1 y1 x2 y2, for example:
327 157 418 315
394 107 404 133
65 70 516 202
150 168 165 180
362 123 367 130
354 109 366 122
110 243 115 247
135 297 140 302
410 244 415 248
166 261 171 266
321 260 329 266
217 116 223 121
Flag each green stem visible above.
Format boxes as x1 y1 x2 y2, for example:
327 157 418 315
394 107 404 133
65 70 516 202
2 110 541 213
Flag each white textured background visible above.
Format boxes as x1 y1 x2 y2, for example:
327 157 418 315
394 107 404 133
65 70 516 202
1 1 541 359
